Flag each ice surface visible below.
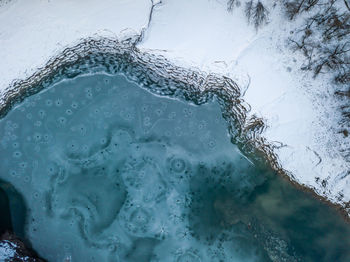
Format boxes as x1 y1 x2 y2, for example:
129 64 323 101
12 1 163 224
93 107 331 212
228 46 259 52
0 73 271 261
0 72 350 261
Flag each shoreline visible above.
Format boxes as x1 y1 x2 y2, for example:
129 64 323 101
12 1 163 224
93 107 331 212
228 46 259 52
0 36 349 225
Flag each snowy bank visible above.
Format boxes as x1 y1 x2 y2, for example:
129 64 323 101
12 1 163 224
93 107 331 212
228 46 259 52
0 0 152 93
139 0 350 213
0 0 349 215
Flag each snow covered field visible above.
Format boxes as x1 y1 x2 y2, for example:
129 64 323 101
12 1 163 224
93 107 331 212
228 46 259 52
0 0 349 215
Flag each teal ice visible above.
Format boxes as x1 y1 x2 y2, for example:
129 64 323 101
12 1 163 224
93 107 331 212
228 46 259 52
0 73 349 262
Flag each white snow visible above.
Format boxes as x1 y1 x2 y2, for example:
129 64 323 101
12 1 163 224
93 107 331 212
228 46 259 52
0 0 349 212
0 0 152 93
0 240 16 261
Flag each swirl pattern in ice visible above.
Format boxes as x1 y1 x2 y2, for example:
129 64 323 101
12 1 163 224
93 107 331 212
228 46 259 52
0 65 350 261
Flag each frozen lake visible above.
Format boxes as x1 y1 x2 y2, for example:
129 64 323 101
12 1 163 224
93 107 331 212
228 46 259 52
0 72 349 261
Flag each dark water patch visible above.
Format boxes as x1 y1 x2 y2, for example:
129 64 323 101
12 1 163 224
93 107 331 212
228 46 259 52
0 188 12 235
0 184 12 235
0 179 27 238
0 73 349 261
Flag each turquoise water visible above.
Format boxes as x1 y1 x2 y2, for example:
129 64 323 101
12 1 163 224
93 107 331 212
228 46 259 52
0 73 349 261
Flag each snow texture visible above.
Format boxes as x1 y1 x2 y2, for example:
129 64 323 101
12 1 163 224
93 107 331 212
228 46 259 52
0 0 152 93
0 241 16 261
0 0 349 214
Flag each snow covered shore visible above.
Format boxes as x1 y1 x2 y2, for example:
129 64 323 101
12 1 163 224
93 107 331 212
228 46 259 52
0 0 349 215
